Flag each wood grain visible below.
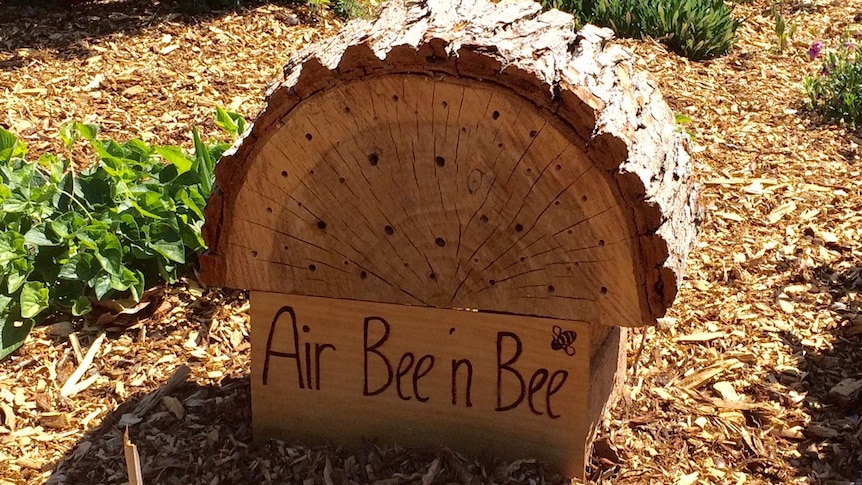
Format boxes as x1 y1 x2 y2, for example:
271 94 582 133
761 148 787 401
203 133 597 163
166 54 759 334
201 0 701 327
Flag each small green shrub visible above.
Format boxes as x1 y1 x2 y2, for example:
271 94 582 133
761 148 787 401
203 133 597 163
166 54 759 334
540 0 741 60
804 41 862 127
655 0 740 60
769 4 795 54
332 0 369 18
586 0 657 39
0 108 246 360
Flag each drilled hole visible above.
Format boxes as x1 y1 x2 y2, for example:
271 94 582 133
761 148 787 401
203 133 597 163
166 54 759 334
392 94 399 102
489 279 496 286
344 106 351 114
514 223 523 232
317 221 327 230
529 130 538 138
359 271 368 279
403 262 410 268
343 260 349 266
600 286 608 295
581 195 588 202
284 245 289 250
338 177 345 184
281 170 288 177
492 110 500 120
309 170 315 175
479 214 489 224
251 250 258 258
473 258 479 263
554 200 561 206
519 256 526 262
567 229 573 235
266 207 273 214
308 264 316 272
547 285 555 293
555 164 562 171
305 133 313 141
368 153 379 166
442 101 448 108
435 237 446 247
598 239 606 247
384 225 394 235
435 156 445 168
497 143 504 148
525 168 532 174
429 272 437 280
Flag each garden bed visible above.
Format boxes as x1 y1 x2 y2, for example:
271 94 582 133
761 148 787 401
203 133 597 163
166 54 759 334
1 0 862 483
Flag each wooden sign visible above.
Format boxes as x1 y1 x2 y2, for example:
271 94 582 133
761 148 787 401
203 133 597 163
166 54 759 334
251 292 616 476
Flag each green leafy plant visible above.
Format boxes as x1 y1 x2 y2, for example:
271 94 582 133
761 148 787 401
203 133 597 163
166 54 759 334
674 113 696 138
0 110 246 360
804 41 862 127
769 4 795 54
332 0 369 17
540 0 741 60
653 0 741 60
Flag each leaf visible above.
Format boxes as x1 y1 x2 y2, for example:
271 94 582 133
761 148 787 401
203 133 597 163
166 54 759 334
150 236 185 264
192 127 214 195
71 296 92 316
214 106 239 137
154 146 192 174
178 188 204 219
6 258 33 294
59 123 78 150
59 253 98 281
0 315 34 361
675 113 693 124
0 127 26 163
94 233 124 277
20 281 49 319
74 122 98 141
92 273 112 300
130 269 145 302
0 231 26 266
24 224 58 247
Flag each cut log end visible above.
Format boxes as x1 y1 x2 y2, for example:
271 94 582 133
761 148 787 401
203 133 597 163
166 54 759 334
200 0 700 327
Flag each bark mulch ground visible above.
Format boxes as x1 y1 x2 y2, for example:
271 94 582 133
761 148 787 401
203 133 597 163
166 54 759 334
1 0 862 483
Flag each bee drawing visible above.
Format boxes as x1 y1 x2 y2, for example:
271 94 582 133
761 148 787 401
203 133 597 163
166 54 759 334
551 325 577 356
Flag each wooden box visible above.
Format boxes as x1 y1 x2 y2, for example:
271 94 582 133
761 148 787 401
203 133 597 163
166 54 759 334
250 293 625 476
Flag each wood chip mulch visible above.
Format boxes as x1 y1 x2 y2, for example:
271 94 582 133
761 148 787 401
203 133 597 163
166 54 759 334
2 0 862 483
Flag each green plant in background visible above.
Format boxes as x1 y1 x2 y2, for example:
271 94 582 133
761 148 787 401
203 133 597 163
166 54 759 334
653 0 740 60
539 0 741 60
0 109 246 360
332 0 369 18
804 41 862 127
580 0 656 39
674 113 696 138
769 3 795 54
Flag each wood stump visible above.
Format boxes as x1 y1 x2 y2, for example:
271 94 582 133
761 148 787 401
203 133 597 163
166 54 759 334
200 0 700 477
201 0 699 329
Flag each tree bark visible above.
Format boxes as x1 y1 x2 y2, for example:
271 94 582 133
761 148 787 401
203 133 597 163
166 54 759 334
200 0 701 327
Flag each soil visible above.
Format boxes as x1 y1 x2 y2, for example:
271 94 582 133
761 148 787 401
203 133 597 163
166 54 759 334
1 0 862 483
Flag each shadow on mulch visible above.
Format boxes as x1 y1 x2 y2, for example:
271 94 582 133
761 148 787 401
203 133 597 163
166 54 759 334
44 374 259 484
42 370 566 484
0 0 310 67
783 264 862 482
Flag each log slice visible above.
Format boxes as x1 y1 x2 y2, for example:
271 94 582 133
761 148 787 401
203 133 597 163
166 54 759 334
200 0 701 329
